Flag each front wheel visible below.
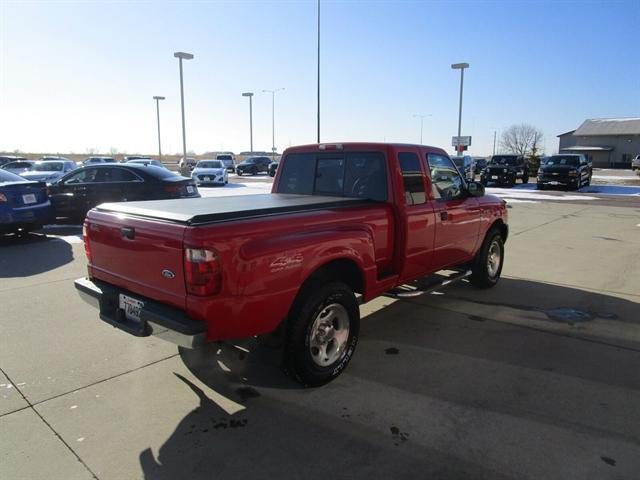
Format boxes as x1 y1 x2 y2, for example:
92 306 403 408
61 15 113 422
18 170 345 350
522 175 529 184
284 282 360 387
470 228 504 288
237 171 243 176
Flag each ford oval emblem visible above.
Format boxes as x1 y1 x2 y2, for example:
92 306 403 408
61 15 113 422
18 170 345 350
162 269 176 279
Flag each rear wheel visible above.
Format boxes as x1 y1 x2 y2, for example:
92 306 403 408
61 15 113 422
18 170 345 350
470 228 504 289
284 281 359 387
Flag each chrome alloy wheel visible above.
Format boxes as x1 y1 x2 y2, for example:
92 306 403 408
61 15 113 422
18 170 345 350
308 303 350 367
487 240 502 278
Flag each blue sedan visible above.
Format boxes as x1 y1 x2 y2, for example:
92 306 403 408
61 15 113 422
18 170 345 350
0 170 52 234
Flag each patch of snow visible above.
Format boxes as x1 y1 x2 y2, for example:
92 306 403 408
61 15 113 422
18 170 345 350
592 175 637 181
487 186 598 201
503 199 539 204
581 185 640 196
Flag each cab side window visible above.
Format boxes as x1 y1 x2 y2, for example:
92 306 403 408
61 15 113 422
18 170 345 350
426 154 465 200
64 169 97 185
96 168 139 183
398 152 426 205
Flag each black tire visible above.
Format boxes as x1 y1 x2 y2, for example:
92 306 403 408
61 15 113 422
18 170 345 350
237 171 243 176
522 175 529 184
284 281 360 387
470 228 504 289
251 167 258 176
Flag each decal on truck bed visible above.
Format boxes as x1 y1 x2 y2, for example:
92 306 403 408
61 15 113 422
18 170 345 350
270 253 304 273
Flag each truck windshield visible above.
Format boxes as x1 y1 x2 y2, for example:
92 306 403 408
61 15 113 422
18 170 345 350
544 156 579 166
491 156 519 166
277 151 387 201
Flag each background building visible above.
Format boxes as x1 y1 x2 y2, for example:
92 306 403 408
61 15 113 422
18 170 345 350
557 118 640 168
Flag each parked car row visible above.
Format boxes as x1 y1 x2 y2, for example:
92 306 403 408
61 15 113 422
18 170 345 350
1 163 200 234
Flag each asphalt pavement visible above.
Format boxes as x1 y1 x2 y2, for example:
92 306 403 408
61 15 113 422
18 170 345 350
1 195 639 479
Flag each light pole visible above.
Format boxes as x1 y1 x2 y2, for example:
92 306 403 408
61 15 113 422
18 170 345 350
317 0 321 143
242 92 254 152
262 88 285 161
493 130 497 155
152 96 165 161
451 62 469 157
174 51 194 175
412 114 431 144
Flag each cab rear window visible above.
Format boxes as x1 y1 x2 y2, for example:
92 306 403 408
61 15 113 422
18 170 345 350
277 152 387 201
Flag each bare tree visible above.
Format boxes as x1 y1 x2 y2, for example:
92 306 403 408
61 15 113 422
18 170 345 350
500 124 544 157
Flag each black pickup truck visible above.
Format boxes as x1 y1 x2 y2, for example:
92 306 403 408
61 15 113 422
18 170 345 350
481 155 529 187
537 154 592 190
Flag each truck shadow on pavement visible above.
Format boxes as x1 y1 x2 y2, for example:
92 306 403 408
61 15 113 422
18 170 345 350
140 278 640 479
0 231 74 277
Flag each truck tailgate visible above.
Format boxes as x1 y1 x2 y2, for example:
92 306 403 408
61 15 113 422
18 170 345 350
85 210 187 310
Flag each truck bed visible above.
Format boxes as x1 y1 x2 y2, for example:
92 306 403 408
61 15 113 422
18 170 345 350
95 194 371 225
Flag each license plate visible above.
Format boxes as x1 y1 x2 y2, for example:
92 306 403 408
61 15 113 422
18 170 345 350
119 294 144 323
491 175 498 180
186 185 195 194
204 177 210 182
22 193 37 204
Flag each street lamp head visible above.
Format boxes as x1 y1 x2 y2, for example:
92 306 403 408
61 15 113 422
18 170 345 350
174 52 194 60
242 92 254 97
451 62 469 69
153 96 166 100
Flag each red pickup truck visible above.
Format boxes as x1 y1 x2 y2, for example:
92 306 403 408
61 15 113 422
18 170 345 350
75 143 508 386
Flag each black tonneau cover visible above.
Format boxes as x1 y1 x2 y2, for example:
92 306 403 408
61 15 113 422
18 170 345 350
95 194 371 225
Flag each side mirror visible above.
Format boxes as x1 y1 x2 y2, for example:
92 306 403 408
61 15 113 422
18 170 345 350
467 181 485 197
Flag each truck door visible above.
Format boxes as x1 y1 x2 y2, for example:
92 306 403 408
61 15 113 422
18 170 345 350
425 153 482 269
396 150 437 282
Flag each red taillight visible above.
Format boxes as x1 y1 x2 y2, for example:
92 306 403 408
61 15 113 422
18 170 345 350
184 247 222 296
82 222 92 263
164 185 181 194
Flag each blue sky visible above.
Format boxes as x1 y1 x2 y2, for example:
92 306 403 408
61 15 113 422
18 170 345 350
0 0 638 156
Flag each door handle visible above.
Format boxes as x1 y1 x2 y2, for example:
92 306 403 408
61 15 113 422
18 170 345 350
440 211 449 221
121 227 135 240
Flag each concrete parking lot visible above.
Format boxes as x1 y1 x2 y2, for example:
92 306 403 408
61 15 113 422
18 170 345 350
1 187 639 479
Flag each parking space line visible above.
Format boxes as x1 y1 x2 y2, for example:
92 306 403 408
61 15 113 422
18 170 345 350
27 353 180 410
0 366 100 480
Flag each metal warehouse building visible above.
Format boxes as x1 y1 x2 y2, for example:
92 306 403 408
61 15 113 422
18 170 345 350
557 117 640 168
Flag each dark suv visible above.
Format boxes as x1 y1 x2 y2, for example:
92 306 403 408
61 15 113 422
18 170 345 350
236 156 272 175
537 154 591 190
481 155 529 186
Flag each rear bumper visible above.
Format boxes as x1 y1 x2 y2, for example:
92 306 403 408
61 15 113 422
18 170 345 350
0 201 52 232
74 277 207 348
